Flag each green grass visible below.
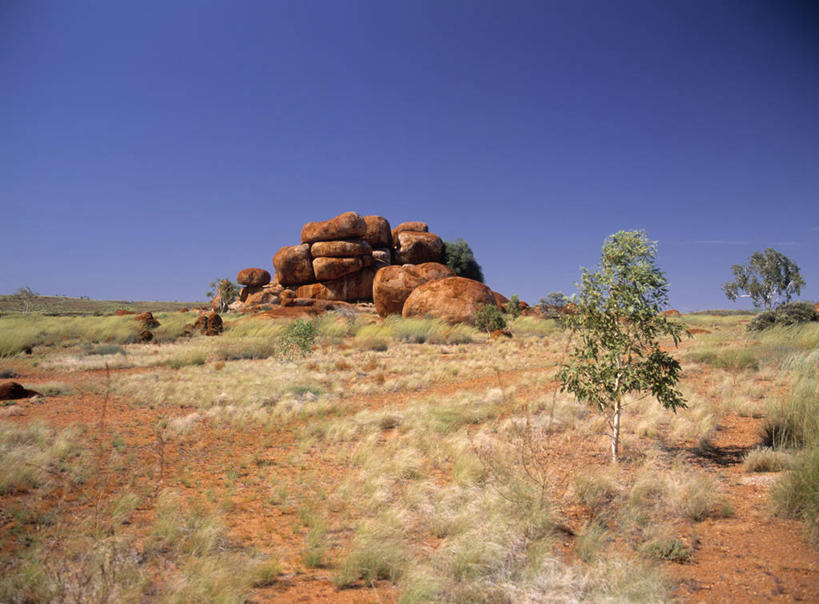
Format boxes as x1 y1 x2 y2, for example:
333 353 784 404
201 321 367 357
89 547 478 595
0 421 83 494
0 294 201 315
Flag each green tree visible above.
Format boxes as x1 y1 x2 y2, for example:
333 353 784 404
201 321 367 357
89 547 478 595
560 231 687 463
506 294 521 319
442 238 484 282
722 248 804 311
13 286 39 313
206 278 239 313
475 304 506 333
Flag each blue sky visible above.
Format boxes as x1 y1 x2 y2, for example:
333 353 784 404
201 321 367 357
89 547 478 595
1 1 817 310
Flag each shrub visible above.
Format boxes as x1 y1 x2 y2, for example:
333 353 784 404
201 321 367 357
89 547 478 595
748 301 818 331
279 320 317 358
442 238 484 282
475 304 506 333
743 448 793 472
772 445 819 544
507 295 521 319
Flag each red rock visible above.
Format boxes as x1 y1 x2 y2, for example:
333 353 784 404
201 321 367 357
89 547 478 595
363 215 392 248
394 231 444 265
135 312 159 329
279 289 297 307
372 262 455 317
312 257 363 281
242 284 281 307
301 211 366 243
391 221 428 245
660 309 681 317
493 291 509 309
273 244 315 286
402 276 496 325
0 381 41 400
491 329 513 339
237 267 271 287
297 268 375 301
114 309 135 316
310 239 372 257
139 330 153 342
204 312 223 336
178 308 189 313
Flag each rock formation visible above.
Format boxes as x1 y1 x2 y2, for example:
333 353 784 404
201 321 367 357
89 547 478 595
402 277 497 325
372 263 454 317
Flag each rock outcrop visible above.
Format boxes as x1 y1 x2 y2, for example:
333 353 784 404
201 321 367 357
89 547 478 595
372 263 454 317
402 277 496 325
236 211 459 313
0 381 41 400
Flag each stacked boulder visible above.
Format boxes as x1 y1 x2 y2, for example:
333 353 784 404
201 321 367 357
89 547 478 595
270 212 445 305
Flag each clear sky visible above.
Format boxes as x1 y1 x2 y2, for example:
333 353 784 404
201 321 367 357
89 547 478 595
1 1 817 311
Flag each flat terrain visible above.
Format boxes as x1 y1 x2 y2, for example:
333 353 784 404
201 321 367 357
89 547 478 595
0 309 816 602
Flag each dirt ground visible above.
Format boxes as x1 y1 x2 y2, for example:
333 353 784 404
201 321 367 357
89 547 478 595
0 316 816 602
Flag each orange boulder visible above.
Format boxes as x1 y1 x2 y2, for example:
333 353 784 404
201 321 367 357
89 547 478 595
310 239 372 257
273 244 315 286
301 211 366 243
402 276 496 325
297 268 376 301
394 231 444 265
237 267 271 287
391 221 428 245
372 262 454 317
363 215 392 248
312 257 363 281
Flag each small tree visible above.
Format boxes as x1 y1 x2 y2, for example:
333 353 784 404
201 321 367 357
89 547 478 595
206 278 239 313
13 286 39 313
507 295 521 319
475 304 507 333
443 238 484 282
560 231 686 463
722 248 804 311
539 291 568 312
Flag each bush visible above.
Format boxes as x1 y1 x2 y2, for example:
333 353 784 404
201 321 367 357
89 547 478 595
773 445 819 544
279 320 317 358
748 302 818 331
474 304 506 333
442 238 484 282
507 295 521 319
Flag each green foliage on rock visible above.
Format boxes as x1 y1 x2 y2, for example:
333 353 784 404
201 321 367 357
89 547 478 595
475 304 506 333
560 230 687 462
723 248 805 311
442 238 484 283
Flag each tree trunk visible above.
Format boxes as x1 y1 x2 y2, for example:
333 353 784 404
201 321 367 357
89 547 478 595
611 399 621 463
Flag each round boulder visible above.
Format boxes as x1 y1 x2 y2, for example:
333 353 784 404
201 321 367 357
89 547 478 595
363 215 392 248
301 211 366 243
394 231 444 265
402 276 496 325
310 239 372 257
372 262 454 317
313 257 363 281
237 267 271 287
0 381 41 400
273 244 315 286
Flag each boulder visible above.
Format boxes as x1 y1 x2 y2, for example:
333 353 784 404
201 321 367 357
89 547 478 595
297 268 375 301
241 284 281 307
301 211 366 243
135 312 160 329
660 309 681 317
204 312 223 336
313 257 363 281
310 239 372 257
391 221 428 245
114 309 135 316
279 289 297 307
237 267 271 287
372 262 455 317
402 276 496 325
363 215 392 248
273 244 315 286
394 231 444 265
493 291 509 309
0 381 41 400
139 330 153 342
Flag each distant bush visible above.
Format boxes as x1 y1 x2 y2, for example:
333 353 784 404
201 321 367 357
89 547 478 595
475 304 506 333
748 301 818 331
506 295 521 319
442 238 484 282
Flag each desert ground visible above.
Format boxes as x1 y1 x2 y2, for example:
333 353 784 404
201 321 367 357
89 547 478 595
0 304 816 603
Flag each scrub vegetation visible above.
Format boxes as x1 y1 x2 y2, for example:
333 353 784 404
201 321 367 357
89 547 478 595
0 306 816 602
